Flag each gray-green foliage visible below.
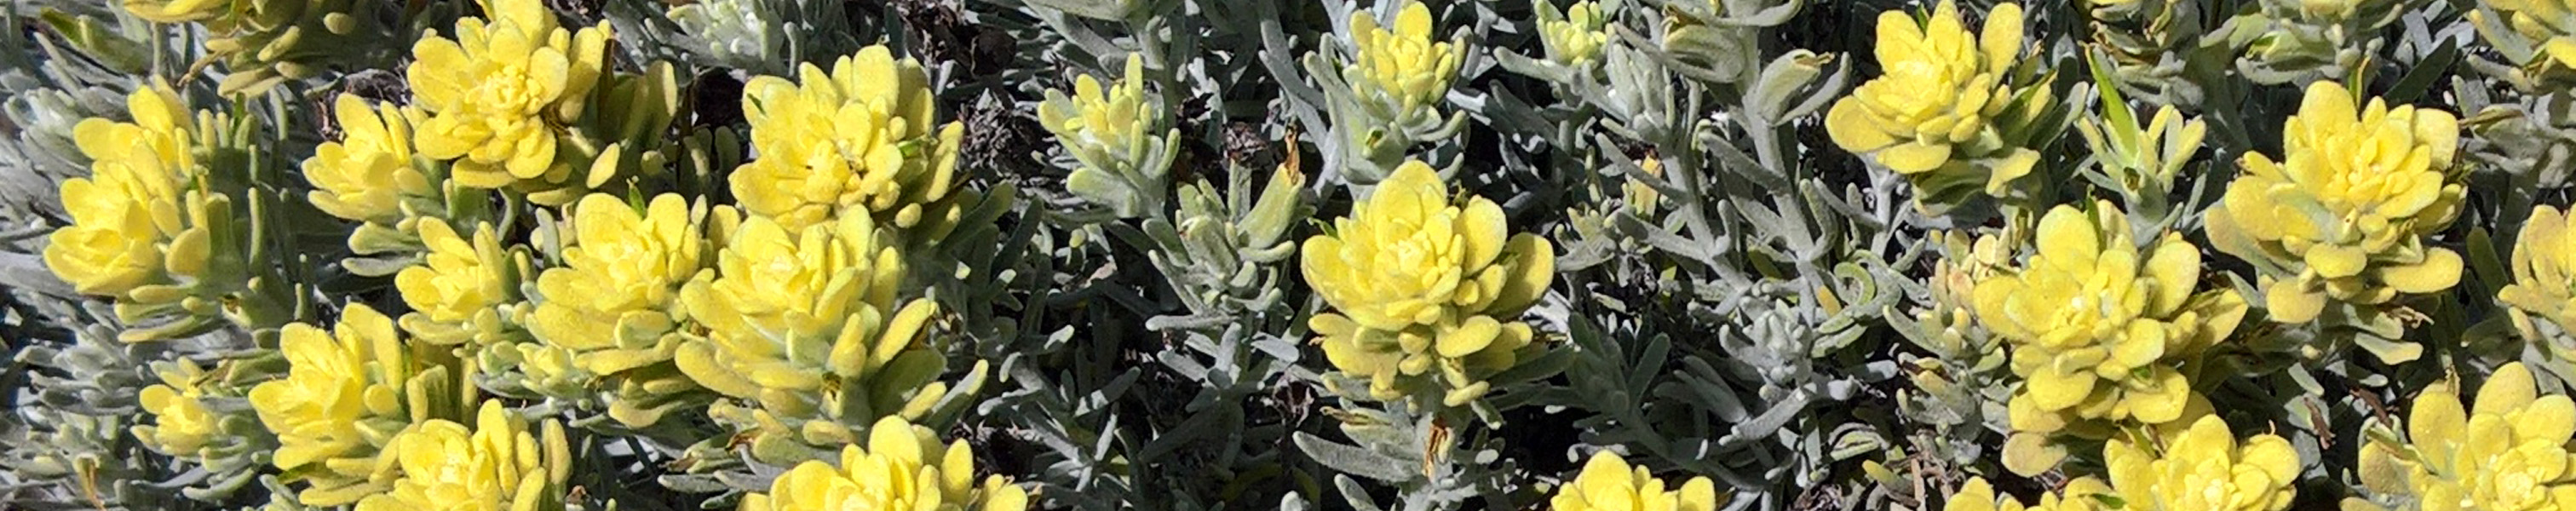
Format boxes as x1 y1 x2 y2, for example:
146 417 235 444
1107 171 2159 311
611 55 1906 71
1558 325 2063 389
20 0 2576 509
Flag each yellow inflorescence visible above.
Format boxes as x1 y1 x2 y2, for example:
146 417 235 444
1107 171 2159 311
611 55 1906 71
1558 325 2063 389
1826 0 2037 197
1548 451 1723 511
1348 2 1463 112
135 359 224 456
46 83 195 297
1038 56 1154 164
407 0 612 197
354 400 563 511
396 218 520 345
2504 206 2576 338
1942 476 2110 511
527 193 711 368
2205 81 2464 325
521 193 728 426
304 95 431 227
2355 362 2576 511
247 303 421 506
675 212 947 429
1304 160 1555 407
1973 202 2245 433
122 0 230 22
1539 1 1611 67
2105 416 2302 511
734 45 965 234
740 416 1028 511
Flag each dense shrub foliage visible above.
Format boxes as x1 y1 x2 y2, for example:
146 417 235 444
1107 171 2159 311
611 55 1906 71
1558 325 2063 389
18 0 2576 509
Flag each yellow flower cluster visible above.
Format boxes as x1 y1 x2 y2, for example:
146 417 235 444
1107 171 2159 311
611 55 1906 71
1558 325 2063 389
2505 206 2576 340
1038 55 1180 217
407 0 612 204
397 218 526 346
46 83 194 298
2104 416 2301 511
354 400 566 511
1538 1 1610 67
1973 203 2246 449
1826 1 2044 203
1304 161 1555 407
135 359 227 456
735 46 967 235
1548 451 1723 511
1942 477 2109 511
2472 0 2576 86
2355 363 2576 511
305 95 434 229
675 211 954 459
741 416 1028 511
2205 81 2464 330
43 81 292 340
249 303 450 506
1347 2 1463 113
523 193 728 426
120 0 390 95
122 0 229 22
1039 56 1154 165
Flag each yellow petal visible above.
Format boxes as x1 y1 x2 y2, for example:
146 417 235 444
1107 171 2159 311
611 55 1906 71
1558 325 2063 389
2112 321 2168 370
2267 279 2326 323
1826 100 1900 152
1438 316 1502 358
2477 362 2541 415
2025 365 2095 411
2409 384 2467 461
2143 237 2200 315
1395 2 1435 39
1485 234 1556 316
2128 368 2191 423
1978 3 2024 72
2379 247 2462 294
2299 81 2360 129
1460 198 1508 272
2036 204 2101 267
2305 244 2368 278
2240 433 2303 484
1877 141 1952 174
